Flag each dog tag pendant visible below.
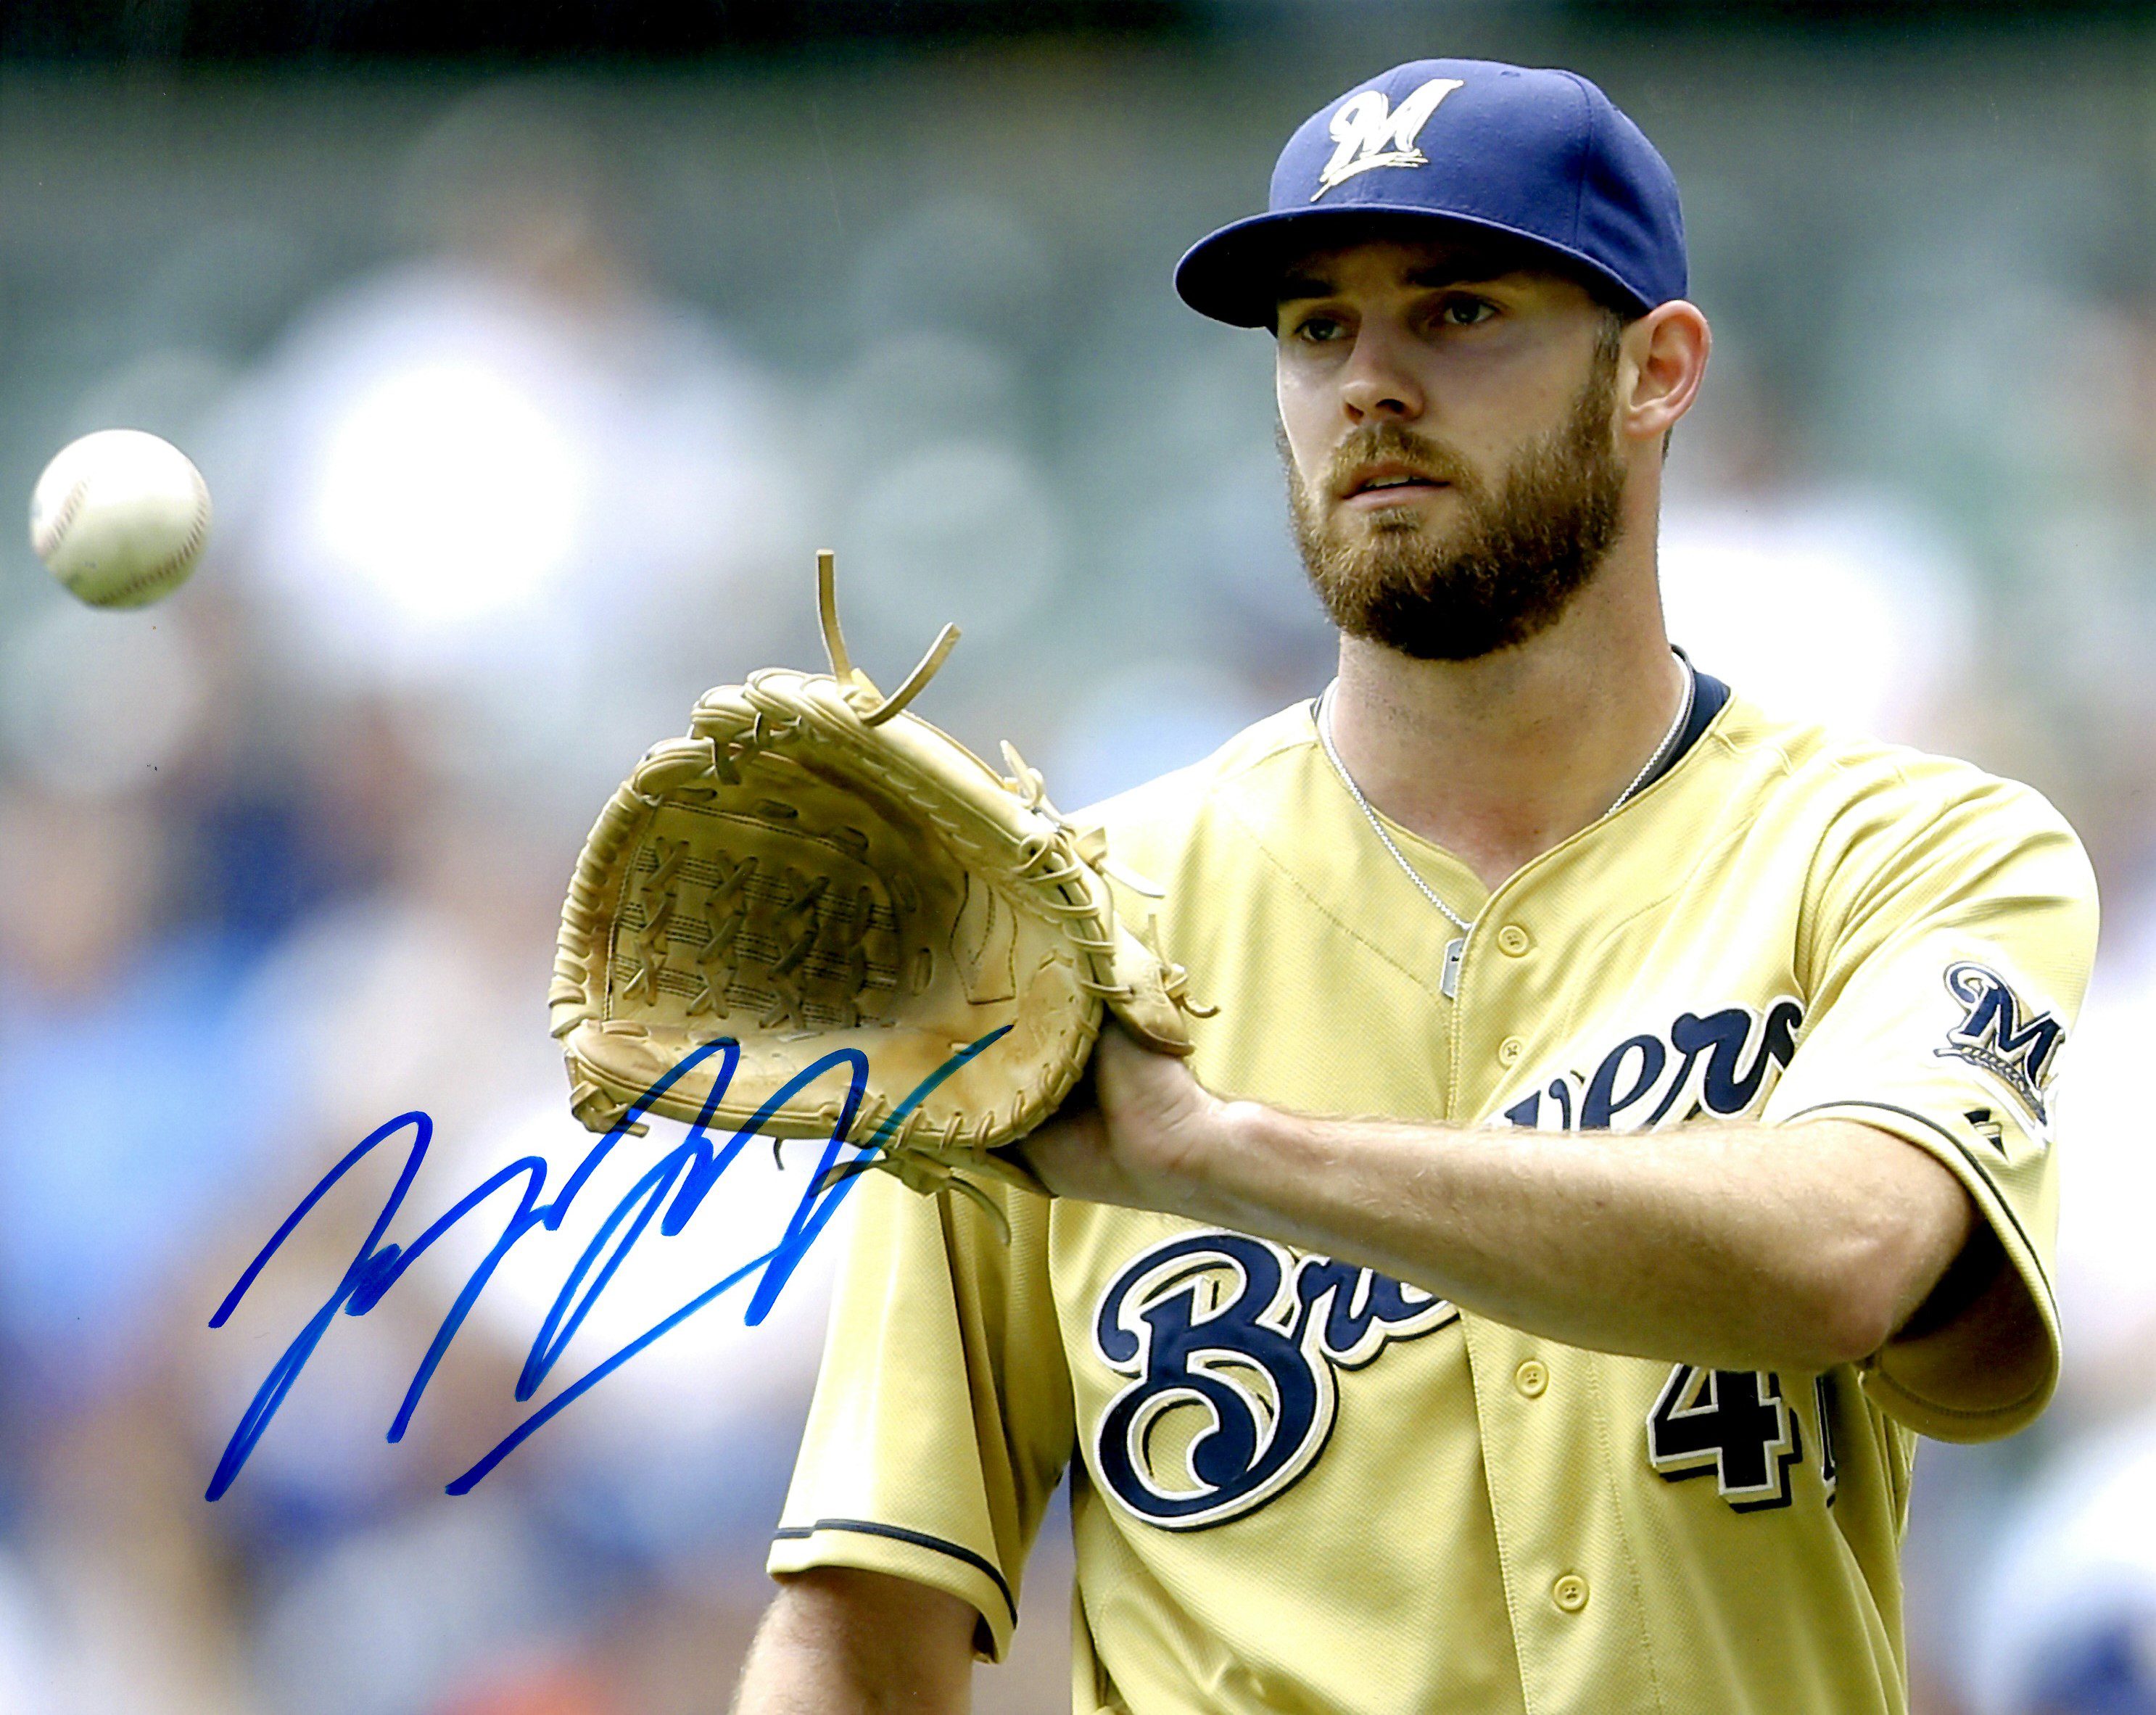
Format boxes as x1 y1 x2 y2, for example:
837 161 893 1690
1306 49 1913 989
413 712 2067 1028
1441 936 1466 999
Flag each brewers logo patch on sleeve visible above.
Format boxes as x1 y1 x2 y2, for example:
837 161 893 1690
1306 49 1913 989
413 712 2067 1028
1935 961 2065 1129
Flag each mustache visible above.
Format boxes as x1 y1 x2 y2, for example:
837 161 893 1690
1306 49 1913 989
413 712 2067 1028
1321 422 1480 497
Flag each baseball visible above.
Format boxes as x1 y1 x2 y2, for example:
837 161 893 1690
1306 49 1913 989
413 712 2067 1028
28 429 212 609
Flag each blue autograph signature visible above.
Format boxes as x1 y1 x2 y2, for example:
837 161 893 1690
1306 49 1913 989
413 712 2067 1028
205 1026 1010 1503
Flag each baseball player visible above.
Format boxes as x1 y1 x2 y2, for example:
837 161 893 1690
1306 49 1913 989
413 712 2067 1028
735 58 2094 1714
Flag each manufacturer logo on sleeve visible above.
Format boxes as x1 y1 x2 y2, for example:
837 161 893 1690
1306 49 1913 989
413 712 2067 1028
1313 77 1466 199
1936 962 2062 1125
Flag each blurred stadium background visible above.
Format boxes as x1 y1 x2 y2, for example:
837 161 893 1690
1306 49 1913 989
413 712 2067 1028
1 3 2153 1711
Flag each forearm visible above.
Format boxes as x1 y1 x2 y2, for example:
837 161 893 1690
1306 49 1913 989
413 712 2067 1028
1178 1104 1973 1373
732 1568 975 1715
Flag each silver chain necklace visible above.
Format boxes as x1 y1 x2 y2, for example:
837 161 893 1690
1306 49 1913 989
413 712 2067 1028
1314 656 1696 999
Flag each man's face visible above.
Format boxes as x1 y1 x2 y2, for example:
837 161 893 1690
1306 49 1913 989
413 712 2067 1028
1274 236 1629 661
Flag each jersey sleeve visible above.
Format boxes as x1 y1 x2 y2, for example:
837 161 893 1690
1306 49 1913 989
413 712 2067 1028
766 1168 1073 1661
1761 767 2097 1443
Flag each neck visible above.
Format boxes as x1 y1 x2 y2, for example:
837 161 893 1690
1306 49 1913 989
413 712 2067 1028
1325 555 1686 893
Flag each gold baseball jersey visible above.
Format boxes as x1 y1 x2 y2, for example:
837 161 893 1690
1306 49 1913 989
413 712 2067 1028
769 674 2095 1714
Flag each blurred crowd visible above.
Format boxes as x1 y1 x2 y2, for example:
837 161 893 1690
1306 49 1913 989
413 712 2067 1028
1 25 2153 1714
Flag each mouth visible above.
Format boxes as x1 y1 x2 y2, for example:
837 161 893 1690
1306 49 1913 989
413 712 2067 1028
1339 465 1450 506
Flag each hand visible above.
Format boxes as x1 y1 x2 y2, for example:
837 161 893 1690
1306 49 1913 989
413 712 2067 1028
1015 1022 1231 1217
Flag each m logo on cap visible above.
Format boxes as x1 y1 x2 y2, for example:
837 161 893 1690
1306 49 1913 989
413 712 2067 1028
1313 76 1466 200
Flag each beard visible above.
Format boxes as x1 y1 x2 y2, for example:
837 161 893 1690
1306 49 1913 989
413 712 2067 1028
1284 346 1627 663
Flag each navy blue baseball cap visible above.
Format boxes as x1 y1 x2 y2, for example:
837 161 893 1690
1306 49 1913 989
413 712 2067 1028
1176 58 1687 327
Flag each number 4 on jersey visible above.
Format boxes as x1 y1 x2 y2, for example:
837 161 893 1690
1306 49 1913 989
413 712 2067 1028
1646 1365 1807 1511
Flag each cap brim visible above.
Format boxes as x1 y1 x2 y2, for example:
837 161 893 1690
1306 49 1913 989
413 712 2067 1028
1174 204 1655 328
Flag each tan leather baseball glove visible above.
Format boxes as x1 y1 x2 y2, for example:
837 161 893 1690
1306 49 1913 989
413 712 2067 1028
549 551 1209 1230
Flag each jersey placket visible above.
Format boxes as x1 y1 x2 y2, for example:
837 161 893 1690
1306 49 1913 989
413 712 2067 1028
1446 836 1664 1715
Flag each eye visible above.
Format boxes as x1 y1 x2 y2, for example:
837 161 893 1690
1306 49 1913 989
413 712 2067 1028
1289 312 1348 344
1436 296 1497 328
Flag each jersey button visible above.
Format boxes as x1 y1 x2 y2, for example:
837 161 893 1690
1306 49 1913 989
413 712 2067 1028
1514 1359 1548 1397
1498 1036 1525 1067
1497 924 1531 956
1552 1572 1590 1613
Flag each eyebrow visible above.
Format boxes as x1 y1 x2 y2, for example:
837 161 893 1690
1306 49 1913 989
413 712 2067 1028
1406 264 1511 289
1275 261 1516 306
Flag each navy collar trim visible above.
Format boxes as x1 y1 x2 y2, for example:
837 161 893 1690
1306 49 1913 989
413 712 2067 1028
1633 653 1729 801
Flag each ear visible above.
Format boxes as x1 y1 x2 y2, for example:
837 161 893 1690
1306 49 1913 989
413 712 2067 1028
1619 300 1711 447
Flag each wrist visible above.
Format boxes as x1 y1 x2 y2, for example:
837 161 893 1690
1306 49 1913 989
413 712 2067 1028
1162 1094 1265 1226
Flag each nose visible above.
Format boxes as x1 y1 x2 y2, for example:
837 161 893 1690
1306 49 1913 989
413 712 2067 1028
1337 321 1425 424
